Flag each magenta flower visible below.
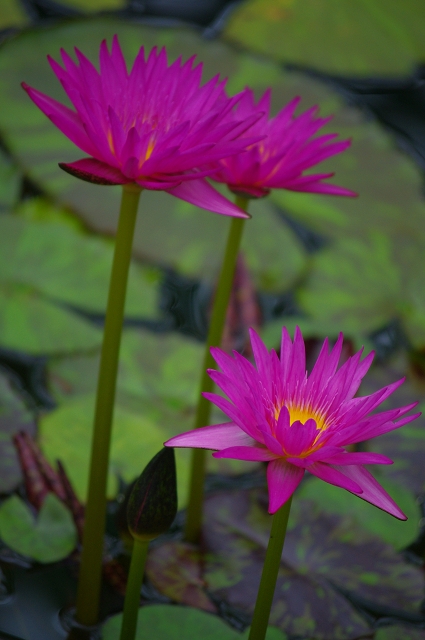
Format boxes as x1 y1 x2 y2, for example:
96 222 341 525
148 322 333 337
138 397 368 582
21 37 264 217
209 88 355 199
166 327 419 517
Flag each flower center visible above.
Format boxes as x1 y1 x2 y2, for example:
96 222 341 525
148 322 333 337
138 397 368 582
274 403 328 431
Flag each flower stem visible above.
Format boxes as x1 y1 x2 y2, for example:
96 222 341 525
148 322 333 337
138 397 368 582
75 184 142 626
248 497 293 640
184 196 248 544
119 538 149 640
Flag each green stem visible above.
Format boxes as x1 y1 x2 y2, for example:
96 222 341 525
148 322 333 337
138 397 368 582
75 185 142 626
184 196 248 544
119 538 149 640
248 497 293 640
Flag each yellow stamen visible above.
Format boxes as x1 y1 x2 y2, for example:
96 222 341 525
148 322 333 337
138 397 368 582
274 403 328 432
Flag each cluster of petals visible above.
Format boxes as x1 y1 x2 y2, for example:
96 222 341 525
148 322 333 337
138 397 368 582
209 88 356 199
166 327 419 517
22 37 267 218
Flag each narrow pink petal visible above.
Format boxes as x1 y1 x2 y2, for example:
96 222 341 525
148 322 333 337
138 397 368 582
342 409 421 444
320 452 393 466
249 328 272 395
59 158 127 184
165 423 254 450
210 347 239 379
165 179 250 218
335 465 407 520
21 83 97 156
213 445 277 461
308 462 363 494
267 459 304 513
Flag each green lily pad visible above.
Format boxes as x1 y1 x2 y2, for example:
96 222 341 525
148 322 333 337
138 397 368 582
0 206 160 316
0 369 37 493
0 283 102 354
0 493 77 563
38 392 191 506
223 0 425 74
297 232 402 336
102 604 287 640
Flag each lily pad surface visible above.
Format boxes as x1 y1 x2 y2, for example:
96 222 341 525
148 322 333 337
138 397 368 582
0 493 77 563
223 0 425 74
102 604 287 640
204 486 425 638
4 204 160 316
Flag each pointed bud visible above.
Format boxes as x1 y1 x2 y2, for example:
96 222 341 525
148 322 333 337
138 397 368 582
127 448 177 542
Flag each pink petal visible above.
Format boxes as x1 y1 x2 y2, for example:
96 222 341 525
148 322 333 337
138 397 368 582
21 83 97 156
334 465 407 520
281 418 319 457
319 452 393 466
308 462 363 494
165 422 254 450
59 158 128 185
213 445 277 461
165 179 250 218
249 328 272 395
267 459 304 513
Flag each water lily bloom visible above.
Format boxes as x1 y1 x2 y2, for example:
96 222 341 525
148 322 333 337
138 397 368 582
166 327 419 517
209 88 355 199
21 37 264 218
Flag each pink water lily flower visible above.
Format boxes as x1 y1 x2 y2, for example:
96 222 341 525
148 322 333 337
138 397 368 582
22 37 264 218
209 88 355 199
166 327 419 517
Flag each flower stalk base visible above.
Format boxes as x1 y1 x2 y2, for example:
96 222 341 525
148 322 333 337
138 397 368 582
75 185 141 626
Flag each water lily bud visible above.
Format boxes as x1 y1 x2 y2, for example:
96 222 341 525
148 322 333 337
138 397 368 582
127 448 177 542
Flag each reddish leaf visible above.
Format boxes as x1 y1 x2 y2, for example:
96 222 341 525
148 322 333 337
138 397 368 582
146 541 216 613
